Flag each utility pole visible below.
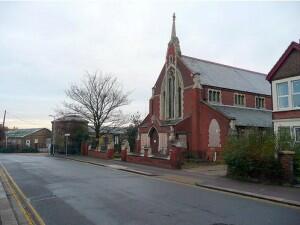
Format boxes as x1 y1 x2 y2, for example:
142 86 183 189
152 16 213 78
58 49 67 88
49 115 56 156
2 110 6 128
65 133 70 156
2 110 6 148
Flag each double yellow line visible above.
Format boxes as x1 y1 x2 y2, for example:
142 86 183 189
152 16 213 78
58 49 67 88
0 165 46 225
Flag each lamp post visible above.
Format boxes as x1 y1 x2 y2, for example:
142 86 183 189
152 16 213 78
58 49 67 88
65 133 70 156
49 115 56 156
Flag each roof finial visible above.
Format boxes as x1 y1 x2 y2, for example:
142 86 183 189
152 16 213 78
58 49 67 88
168 12 181 56
171 12 176 39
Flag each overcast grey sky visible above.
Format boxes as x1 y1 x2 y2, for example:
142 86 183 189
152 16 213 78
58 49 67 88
0 1 299 129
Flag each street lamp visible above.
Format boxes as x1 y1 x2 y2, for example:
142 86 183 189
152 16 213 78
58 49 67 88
49 115 56 156
65 133 70 156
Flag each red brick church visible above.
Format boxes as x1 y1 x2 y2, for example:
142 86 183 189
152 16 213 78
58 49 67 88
137 14 272 161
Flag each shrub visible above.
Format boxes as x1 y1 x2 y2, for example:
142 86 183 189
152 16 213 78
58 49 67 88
0 146 39 153
294 145 300 180
223 131 283 182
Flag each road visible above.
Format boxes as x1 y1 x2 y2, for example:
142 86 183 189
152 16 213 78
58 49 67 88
0 154 299 225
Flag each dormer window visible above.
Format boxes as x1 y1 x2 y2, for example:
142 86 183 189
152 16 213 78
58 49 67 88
208 89 221 104
234 93 245 106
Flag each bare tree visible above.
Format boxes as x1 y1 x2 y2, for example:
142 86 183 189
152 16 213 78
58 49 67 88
62 72 129 140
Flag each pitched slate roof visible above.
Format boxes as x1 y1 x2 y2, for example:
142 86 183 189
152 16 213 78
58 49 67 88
6 128 45 138
181 55 271 95
211 105 272 128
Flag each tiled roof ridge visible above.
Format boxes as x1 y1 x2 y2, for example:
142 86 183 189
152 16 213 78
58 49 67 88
181 55 266 76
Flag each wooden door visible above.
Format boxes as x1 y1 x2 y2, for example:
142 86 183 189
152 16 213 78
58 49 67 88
150 128 159 154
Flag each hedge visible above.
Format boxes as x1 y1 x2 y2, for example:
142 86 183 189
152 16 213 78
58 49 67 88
0 147 39 153
223 131 283 182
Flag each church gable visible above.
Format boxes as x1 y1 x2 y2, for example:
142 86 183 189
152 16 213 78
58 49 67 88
153 59 193 96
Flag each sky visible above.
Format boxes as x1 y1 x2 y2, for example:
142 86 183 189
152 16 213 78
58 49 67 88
0 1 300 129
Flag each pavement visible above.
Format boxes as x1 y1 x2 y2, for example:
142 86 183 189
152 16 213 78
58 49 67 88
0 169 18 225
61 154 300 207
0 153 300 225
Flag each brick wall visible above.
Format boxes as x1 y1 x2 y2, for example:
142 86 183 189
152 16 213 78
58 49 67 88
273 110 300 120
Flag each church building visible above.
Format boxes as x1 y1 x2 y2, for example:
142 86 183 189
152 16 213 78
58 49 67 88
137 14 272 161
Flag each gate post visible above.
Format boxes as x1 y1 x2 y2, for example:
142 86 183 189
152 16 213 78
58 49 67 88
170 146 183 169
121 148 127 161
279 151 295 183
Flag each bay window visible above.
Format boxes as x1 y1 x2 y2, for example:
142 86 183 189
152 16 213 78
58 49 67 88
292 80 300 108
277 82 289 109
294 127 300 143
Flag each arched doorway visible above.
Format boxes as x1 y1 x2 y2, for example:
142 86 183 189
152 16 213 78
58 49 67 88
149 128 159 154
208 119 221 147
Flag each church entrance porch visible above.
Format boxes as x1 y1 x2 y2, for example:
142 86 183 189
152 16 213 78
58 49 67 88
149 128 159 155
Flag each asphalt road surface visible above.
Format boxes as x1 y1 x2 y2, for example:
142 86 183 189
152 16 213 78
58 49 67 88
0 154 299 225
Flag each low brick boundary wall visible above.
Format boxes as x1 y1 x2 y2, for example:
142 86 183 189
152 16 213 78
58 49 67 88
126 154 172 169
88 149 114 160
278 151 295 183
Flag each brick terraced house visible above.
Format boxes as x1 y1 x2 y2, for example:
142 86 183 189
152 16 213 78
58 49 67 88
137 14 272 161
266 41 300 140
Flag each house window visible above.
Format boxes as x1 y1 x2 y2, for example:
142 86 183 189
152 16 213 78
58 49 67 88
278 126 291 138
292 80 300 108
294 127 300 142
277 82 289 108
114 135 119 145
208 89 221 103
255 96 265 109
234 93 245 106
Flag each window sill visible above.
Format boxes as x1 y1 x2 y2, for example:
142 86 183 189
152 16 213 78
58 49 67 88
274 107 300 112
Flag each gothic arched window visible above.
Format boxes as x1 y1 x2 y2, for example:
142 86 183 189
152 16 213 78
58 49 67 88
178 86 182 117
168 75 175 118
160 67 183 120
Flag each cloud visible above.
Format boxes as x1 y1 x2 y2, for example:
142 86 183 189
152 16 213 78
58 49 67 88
0 1 299 128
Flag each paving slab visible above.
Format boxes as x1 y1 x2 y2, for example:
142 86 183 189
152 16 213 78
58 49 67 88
0 177 18 225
